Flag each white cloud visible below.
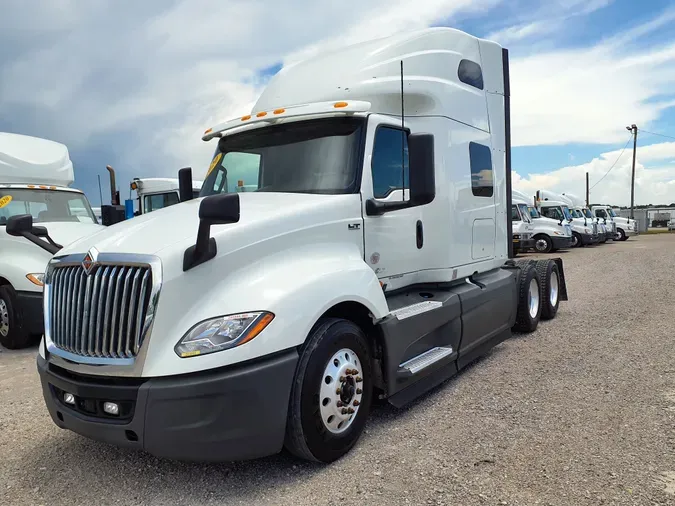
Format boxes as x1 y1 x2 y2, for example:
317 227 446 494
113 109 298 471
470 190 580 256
514 141 675 206
1 0 675 206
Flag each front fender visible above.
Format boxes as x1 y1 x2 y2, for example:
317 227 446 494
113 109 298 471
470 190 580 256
142 242 389 377
0 235 52 292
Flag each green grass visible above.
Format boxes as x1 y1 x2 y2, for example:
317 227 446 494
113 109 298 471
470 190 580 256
643 229 673 234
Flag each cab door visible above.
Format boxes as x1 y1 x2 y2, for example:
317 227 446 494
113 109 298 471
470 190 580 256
361 117 423 287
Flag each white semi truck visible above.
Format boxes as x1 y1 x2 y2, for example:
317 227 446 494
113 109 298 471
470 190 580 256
511 192 535 254
513 189 573 253
12 28 569 463
536 190 596 248
0 132 104 349
559 192 601 246
131 177 203 216
590 204 637 241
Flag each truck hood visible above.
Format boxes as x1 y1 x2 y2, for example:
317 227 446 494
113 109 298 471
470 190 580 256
59 193 360 257
37 221 106 248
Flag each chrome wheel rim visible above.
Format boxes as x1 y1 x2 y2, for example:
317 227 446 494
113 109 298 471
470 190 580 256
549 270 559 307
535 239 548 252
572 235 579 247
528 278 539 319
0 299 9 337
319 348 363 434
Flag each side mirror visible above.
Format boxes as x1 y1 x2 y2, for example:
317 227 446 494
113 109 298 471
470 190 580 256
408 133 436 206
183 193 240 271
178 167 194 202
365 132 435 216
6 214 62 255
6 214 33 236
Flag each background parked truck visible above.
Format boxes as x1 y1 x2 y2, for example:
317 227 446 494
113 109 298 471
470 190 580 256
0 132 104 349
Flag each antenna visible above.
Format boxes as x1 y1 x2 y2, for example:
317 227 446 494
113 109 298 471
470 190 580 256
400 60 405 202
97 174 103 207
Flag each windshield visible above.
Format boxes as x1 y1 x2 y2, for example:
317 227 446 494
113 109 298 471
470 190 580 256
517 204 531 222
541 205 565 221
607 208 616 217
582 208 593 219
0 188 97 225
200 118 364 197
511 205 521 221
562 206 573 220
570 209 582 218
528 206 540 219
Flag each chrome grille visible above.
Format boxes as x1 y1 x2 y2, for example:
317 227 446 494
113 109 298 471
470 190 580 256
48 263 153 359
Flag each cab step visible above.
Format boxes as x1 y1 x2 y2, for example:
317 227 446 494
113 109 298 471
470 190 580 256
398 346 454 376
389 300 442 320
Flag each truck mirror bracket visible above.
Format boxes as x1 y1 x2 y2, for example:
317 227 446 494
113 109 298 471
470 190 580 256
6 214 62 255
183 193 240 272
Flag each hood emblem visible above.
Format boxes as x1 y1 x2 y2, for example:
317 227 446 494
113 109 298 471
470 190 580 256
82 247 99 275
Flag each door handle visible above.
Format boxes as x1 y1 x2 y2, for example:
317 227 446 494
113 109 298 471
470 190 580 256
416 220 424 249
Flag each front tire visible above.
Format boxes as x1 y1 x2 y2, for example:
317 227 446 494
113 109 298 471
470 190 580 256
571 232 581 248
0 285 31 350
533 235 553 253
284 318 373 463
617 228 627 241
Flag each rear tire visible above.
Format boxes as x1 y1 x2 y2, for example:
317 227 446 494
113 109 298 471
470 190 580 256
0 285 31 350
533 235 553 253
284 318 373 463
536 260 560 320
513 263 541 333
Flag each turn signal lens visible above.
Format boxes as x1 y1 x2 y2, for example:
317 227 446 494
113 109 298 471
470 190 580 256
241 115 252 121
26 273 45 286
273 108 285 115
333 101 349 108
256 111 268 117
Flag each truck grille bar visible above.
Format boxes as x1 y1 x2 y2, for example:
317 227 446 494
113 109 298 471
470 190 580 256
47 260 155 359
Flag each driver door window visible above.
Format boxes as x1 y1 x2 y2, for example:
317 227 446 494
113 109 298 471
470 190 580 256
143 192 179 213
371 127 409 200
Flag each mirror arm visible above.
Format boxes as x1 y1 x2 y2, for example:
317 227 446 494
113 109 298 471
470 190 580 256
183 221 217 272
20 232 61 255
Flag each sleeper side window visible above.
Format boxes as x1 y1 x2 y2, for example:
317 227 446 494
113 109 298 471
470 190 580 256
469 142 493 198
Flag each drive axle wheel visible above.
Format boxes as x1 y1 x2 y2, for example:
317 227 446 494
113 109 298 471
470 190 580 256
513 263 541 333
285 318 372 463
536 259 561 320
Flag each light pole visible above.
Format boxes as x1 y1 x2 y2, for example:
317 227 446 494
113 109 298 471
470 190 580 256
626 124 637 219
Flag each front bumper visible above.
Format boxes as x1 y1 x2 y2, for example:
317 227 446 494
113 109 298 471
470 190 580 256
38 349 299 462
513 237 535 252
551 236 574 249
16 290 44 335
624 228 638 237
580 232 600 245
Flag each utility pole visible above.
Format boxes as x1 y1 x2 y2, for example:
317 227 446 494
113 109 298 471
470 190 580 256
585 172 589 207
626 124 638 219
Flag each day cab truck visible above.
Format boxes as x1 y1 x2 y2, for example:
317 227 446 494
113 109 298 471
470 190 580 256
9 28 569 463
513 189 573 253
0 132 104 349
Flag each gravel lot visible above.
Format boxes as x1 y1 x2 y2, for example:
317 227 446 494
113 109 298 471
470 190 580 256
2 234 675 506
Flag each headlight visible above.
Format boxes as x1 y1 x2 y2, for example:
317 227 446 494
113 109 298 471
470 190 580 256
175 311 274 358
584 228 591 234
26 273 45 286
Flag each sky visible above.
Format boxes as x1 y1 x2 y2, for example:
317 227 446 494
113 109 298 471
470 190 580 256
2 0 675 207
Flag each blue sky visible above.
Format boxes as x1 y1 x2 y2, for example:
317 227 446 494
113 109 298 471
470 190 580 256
1 0 675 206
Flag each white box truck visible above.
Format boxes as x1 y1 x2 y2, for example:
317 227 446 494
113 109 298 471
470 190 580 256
13 28 568 463
0 132 105 349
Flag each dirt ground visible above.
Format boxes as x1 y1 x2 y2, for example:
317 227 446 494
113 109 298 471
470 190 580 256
1 234 674 505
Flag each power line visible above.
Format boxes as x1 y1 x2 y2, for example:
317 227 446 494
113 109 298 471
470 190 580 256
640 129 675 141
590 134 633 190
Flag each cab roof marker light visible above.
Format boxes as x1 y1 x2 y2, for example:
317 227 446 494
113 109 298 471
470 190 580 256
202 100 371 141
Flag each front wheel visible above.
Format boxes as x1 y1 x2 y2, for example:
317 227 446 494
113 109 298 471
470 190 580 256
533 235 553 253
571 232 582 248
0 285 32 350
284 318 373 463
617 228 627 241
